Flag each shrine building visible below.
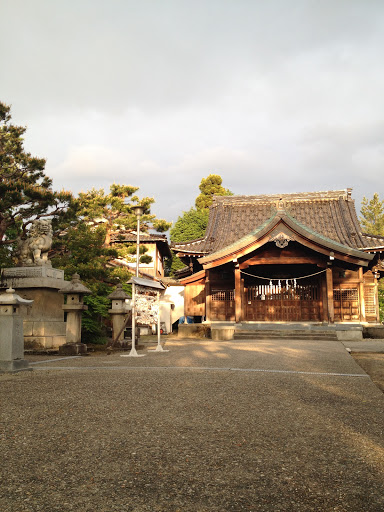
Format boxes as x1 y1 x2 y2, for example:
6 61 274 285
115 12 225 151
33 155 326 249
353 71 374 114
172 189 384 325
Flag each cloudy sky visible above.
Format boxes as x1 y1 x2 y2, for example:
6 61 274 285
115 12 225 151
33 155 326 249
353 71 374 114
1 0 383 227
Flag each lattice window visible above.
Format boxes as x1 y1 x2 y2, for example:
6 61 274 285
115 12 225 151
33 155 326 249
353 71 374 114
247 283 319 301
334 288 359 301
364 286 377 316
212 290 235 301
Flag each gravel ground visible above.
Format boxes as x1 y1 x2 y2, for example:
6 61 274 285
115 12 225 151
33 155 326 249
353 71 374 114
1 338 384 512
351 353 384 393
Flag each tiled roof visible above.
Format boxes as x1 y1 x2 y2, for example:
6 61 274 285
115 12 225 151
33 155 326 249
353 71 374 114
172 189 380 255
110 231 168 243
110 231 172 257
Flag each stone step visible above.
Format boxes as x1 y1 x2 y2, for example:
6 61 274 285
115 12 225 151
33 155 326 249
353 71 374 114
235 329 334 336
234 330 338 341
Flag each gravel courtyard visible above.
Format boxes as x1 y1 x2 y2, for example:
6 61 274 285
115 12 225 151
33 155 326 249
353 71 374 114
1 338 384 512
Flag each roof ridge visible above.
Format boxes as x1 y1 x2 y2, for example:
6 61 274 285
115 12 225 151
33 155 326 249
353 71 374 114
211 189 351 205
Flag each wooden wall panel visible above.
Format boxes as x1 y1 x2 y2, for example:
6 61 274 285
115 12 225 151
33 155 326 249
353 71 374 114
184 283 205 316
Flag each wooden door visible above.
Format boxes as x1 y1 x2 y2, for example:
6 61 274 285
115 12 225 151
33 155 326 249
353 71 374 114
333 287 360 321
210 289 235 321
245 281 321 322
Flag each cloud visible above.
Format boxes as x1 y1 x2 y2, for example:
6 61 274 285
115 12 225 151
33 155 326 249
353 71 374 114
1 0 384 225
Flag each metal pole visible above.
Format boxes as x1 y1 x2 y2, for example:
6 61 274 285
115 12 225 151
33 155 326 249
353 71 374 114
136 213 140 278
157 291 161 346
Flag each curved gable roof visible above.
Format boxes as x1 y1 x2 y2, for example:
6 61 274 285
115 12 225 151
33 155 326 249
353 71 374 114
172 189 379 258
198 210 374 268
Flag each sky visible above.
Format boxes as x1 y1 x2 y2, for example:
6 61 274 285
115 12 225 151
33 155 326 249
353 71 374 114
1 0 384 228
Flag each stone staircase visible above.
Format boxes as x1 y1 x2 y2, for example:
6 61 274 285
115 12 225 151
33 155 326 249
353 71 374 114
232 323 362 341
234 328 338 341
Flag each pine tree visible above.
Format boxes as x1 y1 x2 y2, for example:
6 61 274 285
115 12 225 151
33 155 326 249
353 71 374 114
195 174 233 210
360 193 384 235
168 174 232 276
170 174 232 245
170 207 209 243
0 102 73 256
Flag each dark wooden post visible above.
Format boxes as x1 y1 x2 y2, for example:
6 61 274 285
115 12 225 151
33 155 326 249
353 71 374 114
358 267 366 322
326 267 334 323
321 272 328 322
205 269 212 322
235 264 242 323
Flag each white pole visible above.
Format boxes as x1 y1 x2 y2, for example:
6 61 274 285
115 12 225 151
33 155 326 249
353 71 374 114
136 213 140 278
121 207 146 358
157 291 161 345
149 290 169 352
121 282 145 358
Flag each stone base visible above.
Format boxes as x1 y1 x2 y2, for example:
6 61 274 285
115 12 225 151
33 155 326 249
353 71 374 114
363 326 384 339
0 266 68 349
24 335 66 350
178 324 211 338
336 330 363 341
58 343 87 356
211 327 235 341
0 359 31 373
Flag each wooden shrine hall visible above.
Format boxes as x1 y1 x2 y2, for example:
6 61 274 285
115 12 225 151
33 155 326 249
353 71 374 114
172 189 384 325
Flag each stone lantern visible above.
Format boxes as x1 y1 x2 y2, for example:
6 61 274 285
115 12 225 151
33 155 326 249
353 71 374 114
108 283 131 345
0 288 33 373
58 273 91 355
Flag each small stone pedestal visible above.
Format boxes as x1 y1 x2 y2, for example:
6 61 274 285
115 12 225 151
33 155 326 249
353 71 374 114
58 274 91 355
0 288 33 373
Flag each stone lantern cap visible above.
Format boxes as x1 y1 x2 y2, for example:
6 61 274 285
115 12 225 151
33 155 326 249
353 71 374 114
0 287 34 306
58 273 92 295
108 283 131 300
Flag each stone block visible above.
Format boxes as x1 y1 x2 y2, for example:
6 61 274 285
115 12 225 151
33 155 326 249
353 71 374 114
52 335 67 348
211 327 235 341
32 321 66 336
59 343 87 355
0 359 31 373
178 324 211 338
24 337 44 350
336 330 363 341
0 316 24 360
363 326 384 339
23 321 33 336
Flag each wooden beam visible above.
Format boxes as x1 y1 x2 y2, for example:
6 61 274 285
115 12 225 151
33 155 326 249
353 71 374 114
240 256 324 267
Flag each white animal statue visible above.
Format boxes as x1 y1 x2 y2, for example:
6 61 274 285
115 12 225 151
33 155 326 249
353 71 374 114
16 219 53 267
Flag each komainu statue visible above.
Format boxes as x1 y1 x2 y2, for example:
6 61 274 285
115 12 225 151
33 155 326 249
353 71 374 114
16 219 53 267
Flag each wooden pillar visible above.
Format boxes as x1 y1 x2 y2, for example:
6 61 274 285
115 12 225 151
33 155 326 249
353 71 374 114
235 264 242 323
205 269 212 322
326 267 334 323
374 277 380 323
321 271 328 322
358 267 366 323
